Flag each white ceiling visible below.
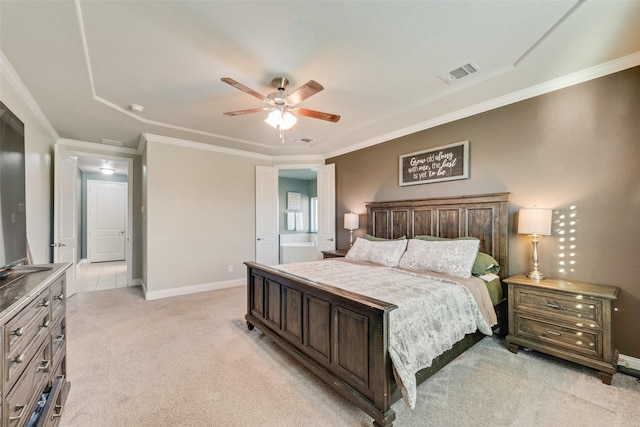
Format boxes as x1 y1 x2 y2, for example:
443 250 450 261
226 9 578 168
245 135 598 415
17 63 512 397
2 1 640 158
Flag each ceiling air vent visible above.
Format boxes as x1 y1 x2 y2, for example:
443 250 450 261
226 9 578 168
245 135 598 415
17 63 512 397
295 137 315 144
438 61 480 84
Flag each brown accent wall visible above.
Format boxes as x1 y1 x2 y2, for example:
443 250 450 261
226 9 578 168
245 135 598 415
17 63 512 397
328 66 640 358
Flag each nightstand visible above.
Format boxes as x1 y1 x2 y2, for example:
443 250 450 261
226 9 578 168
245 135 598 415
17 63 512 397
321 249 348 259
505 274 619 384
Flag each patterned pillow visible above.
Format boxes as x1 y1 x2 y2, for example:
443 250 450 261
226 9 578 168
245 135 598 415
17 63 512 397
414 235 500 276
399 238 480 278
345 237 408 267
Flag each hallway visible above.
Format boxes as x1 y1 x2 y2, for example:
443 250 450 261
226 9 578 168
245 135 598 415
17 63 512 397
75 260 127 292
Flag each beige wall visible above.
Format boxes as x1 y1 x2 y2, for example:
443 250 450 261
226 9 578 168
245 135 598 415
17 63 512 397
1 72 55 264
328 66 640 358
145 139 270 294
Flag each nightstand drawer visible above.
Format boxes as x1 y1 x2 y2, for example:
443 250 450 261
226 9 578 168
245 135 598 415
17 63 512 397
514 314 602 358
514 287 601 325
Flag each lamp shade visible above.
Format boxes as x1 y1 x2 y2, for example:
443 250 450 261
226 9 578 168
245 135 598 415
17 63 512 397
518 208 552 235
344 212 359 230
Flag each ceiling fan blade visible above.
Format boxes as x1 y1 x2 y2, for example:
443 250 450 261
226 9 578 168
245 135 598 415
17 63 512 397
295 108 341 123
223 107 269 116
286 80 324 105
221 78 269 103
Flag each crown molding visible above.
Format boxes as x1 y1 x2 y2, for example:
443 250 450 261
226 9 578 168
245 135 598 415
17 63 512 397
1 49 60 143
57 138 140 156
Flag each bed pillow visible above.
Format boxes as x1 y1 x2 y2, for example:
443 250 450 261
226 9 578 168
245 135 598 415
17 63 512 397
415 235 500 276
399 238 479 278
345 237 408 267
362 233 406 241
472 251 500 276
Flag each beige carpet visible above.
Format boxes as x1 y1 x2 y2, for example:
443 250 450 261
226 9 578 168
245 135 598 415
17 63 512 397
60 285 640 427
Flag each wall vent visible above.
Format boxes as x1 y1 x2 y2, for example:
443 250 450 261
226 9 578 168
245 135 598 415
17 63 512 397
438 61 480 84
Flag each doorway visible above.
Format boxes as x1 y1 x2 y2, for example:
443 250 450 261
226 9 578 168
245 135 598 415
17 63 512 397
255 164 335 265
54 144 133 295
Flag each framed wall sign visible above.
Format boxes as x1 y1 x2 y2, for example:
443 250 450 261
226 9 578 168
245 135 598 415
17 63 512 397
399 140 469 186
286 191 301 210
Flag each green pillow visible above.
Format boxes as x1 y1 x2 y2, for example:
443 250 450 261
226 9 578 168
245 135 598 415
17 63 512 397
363 233 406 241
414 235 477 241
472 251 500 275
414 235 500 275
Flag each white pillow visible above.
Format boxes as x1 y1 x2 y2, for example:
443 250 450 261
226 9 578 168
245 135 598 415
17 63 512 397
345 237 408 267
399 238 479 278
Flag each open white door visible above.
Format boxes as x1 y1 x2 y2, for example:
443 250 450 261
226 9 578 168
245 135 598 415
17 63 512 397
87 181 127 262
255 166 279 265
317 164 336 253
53 145 78 296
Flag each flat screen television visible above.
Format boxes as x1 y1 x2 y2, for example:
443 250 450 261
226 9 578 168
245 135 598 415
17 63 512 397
0 100 28 273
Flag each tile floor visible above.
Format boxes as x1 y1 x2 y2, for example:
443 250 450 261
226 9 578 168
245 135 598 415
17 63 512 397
75 260 128 292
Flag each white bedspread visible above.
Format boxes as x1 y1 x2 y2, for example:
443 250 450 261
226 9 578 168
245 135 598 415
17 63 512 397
273 260 494 408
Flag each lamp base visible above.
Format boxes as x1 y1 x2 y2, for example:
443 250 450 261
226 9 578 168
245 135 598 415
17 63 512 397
527 270 546 280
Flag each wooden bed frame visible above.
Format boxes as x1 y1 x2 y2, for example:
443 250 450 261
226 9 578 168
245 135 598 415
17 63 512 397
245 193 510 426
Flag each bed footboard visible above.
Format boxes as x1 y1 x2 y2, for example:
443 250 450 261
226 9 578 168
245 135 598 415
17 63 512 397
245 261 398 427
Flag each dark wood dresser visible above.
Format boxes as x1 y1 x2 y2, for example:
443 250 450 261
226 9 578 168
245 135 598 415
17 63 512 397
0 263 70 427
505 274 619 384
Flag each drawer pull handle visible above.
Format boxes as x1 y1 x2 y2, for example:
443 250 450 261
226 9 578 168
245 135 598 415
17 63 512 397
52 403 64 418
55 293 65 300
546 330 563 336
11 327 24 336
41 319 50 328
9 404 26 421
39 300 50 308
37 359 51 371
13 353 25 364
546 302 565 310
54 334 65 343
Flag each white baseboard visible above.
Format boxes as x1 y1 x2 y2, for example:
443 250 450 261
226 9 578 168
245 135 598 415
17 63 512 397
143 278 245 301
618 353 640 371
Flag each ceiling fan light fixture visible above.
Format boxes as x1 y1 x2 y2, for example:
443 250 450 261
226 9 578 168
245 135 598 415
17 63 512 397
265 109 297 131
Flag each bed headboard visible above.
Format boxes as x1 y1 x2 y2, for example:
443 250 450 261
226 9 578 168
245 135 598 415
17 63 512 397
366 193 510 279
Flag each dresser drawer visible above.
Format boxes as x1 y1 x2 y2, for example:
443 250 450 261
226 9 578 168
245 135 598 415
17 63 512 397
5 291 49 356
49 279 65 324
35 375 68 427
514 287 602 326
514 314 602 359
4 295 50 391
50 318 66 372
4 341 50 427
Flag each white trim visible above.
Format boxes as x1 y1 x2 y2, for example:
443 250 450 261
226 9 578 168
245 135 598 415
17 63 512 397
618 354 640 372
143 278 245 301
0 49 60 143
57 138 140 156
326 51 640 159
144 133 273 161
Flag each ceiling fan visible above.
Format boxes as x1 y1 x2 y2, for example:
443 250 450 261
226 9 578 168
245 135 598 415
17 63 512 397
221 76 340 142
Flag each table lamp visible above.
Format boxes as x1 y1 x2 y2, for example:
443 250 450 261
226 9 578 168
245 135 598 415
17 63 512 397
344 213 359 247
518 207 552 280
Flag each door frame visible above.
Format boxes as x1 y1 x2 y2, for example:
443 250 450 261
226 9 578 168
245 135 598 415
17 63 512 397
274 162 335 254
54 143 134 287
